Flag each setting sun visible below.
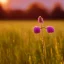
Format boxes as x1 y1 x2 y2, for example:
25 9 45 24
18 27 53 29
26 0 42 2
0 0 8 4
0 0 8 10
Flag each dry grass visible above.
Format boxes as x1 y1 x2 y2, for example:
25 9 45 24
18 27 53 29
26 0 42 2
0 20 64 64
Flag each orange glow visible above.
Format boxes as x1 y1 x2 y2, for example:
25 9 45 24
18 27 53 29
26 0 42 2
0 0 8 10
1 0 64 11
0 0 8 4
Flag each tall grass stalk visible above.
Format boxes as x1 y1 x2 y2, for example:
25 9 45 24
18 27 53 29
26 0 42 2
0 29 63 64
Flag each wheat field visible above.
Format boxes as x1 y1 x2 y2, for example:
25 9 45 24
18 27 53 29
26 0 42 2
0 20 64 64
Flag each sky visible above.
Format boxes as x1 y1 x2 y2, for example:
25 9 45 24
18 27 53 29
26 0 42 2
0 0 64 11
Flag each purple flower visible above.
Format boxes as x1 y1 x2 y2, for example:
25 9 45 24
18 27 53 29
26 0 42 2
46 26 54 33
34 26 40 33
38 16 44 23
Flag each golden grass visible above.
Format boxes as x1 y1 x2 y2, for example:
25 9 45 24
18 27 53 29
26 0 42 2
0 20 64 31
0 20 64 64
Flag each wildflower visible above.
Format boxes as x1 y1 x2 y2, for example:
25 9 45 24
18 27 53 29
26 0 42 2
38 16 44 23
46 26 54 33
34 26 40 33
33 16 55 34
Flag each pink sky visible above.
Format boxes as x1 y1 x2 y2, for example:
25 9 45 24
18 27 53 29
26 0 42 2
2 0 64 11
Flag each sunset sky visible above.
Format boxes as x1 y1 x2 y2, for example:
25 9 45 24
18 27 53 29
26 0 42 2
0 0 64 11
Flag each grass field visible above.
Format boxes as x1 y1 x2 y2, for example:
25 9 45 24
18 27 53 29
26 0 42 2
0 20 64 64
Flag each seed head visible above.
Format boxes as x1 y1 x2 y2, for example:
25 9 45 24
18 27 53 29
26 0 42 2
34 26 40 33
38 16 44 23
46 26 54 33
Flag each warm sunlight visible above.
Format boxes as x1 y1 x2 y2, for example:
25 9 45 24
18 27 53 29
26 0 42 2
0 0 8 4
0 0 8 10
0 0 64 11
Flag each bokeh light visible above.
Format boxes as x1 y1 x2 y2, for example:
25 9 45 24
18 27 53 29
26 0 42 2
0 0 8 9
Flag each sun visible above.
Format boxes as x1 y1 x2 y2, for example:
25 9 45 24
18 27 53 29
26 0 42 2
0 0 8 4
0 0 9 10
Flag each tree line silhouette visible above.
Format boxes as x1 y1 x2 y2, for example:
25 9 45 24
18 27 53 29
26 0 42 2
0 4 64 20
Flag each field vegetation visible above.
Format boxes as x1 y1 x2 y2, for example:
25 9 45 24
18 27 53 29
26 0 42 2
0 20 64 64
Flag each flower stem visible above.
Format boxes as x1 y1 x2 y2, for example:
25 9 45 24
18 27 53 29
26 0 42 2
40 26 46 29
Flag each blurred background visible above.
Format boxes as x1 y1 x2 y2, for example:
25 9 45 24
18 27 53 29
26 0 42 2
0 0 64 20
